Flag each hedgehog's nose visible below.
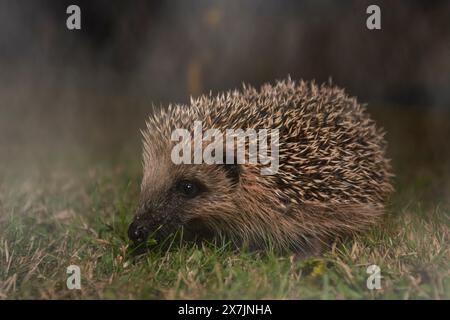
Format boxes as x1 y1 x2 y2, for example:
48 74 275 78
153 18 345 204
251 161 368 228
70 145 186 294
128 222 149 244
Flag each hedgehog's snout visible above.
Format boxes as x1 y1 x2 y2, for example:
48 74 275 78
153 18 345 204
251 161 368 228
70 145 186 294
128 220 149 244
128 203 181 245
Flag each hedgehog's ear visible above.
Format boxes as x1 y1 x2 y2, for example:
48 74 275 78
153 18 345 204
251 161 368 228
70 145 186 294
221 151 240 185
222 164 240 185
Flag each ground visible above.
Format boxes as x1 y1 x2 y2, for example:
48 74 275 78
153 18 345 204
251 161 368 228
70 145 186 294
0 105 449 299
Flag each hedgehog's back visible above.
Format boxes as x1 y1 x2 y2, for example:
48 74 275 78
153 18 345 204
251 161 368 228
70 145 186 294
190 78 393 205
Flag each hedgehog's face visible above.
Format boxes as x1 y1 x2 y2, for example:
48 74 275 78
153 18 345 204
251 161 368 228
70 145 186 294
128 151 241 246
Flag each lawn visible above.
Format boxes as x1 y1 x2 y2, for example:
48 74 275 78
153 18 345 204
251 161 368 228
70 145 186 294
0 106 449 299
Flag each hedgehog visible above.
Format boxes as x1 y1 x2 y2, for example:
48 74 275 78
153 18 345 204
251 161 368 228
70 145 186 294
128 78 393 257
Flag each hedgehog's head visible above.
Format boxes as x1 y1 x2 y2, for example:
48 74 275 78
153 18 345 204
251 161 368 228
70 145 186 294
128 149 243 246
128 108 248 246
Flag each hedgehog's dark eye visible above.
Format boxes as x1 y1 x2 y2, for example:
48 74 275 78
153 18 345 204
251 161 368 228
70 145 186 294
177 180 201 198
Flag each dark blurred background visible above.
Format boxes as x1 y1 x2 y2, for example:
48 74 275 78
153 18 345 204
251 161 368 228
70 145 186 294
2 0 450 104
1 0 449 202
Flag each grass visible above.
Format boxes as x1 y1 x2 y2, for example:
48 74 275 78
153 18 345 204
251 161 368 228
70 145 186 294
0 108 449 299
